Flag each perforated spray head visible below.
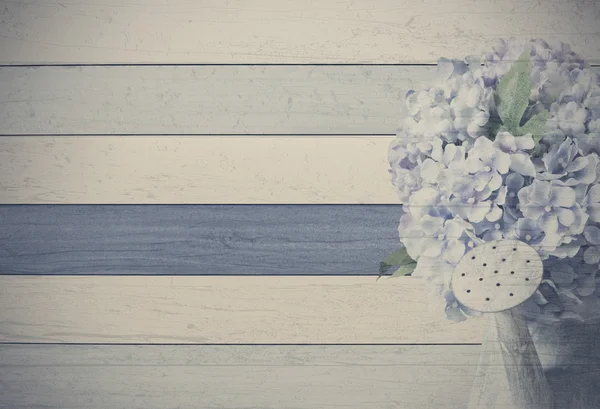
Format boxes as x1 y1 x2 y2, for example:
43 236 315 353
451 240 543 313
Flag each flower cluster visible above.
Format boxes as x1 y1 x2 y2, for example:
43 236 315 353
389 38 600 323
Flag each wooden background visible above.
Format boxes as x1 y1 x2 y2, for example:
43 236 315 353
1 1 599 408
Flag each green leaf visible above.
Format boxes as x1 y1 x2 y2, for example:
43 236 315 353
485 116 503 141
389 262 417 278
383 247 413 266
377 247 417 281
494 51 532 132
516 109 549 142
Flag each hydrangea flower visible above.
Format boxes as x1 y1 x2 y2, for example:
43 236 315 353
388 37 600 324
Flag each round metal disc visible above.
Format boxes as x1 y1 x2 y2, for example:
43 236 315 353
451 239 543 313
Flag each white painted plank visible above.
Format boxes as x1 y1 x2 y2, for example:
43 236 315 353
1 0 598 64
0 137 396 204
0 65 429 135
0 344 480 409
0 276 485 344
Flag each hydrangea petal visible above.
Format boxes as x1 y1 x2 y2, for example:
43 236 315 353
583 246 600 265
584 225 600 245
421 215 444 236
550 186 577 207
576 271 597 296
443 239 466 264
422 239 444 257
486 205 503 222
468 202 491 223
515 134 535 150
494 151 511 174
540 214 559 233
558 208 575 226
488 172 503 191
510 153 536 176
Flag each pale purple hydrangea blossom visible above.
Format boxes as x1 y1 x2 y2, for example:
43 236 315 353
389 38 600 324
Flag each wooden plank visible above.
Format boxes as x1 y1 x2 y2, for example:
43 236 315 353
0 136 396 204
0 344 480 409
0 276 485 343
0 205 405 275
1 0 598 64
2 344 599 409
0 65 429 135
3 65 599 135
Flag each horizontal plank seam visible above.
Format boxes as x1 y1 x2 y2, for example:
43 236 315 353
0 63 439 68
0 133 397 137
2 63 599 68
0 342 483 346
0 204 403 208
0 273 399 277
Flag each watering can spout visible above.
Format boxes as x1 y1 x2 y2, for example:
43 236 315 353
452 239 555 409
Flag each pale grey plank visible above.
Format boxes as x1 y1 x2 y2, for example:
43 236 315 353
0 65 428 135
1 343 598 409
3 65 599 135
0 0 598 64
0 205 402 275
0 136 397 204
0 344 480 409
0 276 486 344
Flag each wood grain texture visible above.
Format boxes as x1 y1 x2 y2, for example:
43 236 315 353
1 0 599 64
3 65 599 136
0 65 427 135
0 276 485 343
0 136 397 204
2 343 599 409
0 344 480 409
0 205 405 275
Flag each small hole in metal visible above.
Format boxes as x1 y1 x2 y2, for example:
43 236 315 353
466 290 471 293
525 278 530 281
496 283 500 286
471 256 476 260
513 248 517 251
485 298 490 301
494 270 498 274
479 278 483 281
510 293 514 297
483 263 487 267
502 258 506 262
511 271 515 275
461 273 465 276
492 246 496 249
526 260 530 263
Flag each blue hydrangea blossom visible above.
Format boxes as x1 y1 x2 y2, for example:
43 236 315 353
389 38 600 323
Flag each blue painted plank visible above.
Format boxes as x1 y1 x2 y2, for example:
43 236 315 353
0 205 402 275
